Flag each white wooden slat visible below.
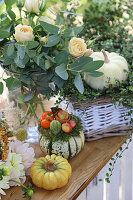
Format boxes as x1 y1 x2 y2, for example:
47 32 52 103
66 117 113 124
120 140 133 200
76 189 87 200
104 158 120 200
86 177 104 200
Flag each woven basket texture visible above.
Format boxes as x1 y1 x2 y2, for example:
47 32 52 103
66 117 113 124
61 97 133 141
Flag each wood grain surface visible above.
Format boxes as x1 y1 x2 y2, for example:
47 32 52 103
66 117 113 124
2 136 124 200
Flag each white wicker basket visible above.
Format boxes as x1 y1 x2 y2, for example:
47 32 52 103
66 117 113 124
61 97 133 141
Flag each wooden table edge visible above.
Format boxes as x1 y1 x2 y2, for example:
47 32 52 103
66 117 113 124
70 139 123 200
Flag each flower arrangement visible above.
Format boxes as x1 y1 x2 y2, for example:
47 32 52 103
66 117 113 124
0 140 35 199
0 0 104 106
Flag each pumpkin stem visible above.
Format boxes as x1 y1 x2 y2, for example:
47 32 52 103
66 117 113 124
101 49 110 63
44 160 56 171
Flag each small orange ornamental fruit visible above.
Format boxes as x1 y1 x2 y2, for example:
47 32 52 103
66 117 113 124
41 119 51 129
30 154 72 190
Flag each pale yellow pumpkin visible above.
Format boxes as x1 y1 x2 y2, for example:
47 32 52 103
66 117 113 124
30 154 72 190
84 50 129 90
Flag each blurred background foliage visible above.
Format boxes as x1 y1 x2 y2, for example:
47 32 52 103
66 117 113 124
0 0 133 65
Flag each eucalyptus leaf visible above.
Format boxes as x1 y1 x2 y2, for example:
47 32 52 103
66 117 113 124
23 93 34 102
55 50 68 65
4 77 20 91
7 45 14 56
14 55 29 68
0 30 10 39
52 76 65 89
45 55 56 63
0 82 4 95
55 64 68 80
70 56 93 72
56 14 62 25
45 35 60 47
74 73 84 94
89 71 104 77
63 26 83 38
81 60 104 72
17 45 25 59
28 50 36 58
3 57 14 65
40 21 59 35
24 41 39 49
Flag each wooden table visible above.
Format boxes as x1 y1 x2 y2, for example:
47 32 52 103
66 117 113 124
3 136 124 200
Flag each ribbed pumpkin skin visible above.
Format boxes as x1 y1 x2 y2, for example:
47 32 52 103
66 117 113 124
30 154 72 190
38 131 85 159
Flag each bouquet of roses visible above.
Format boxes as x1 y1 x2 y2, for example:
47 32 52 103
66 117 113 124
0 0 104 101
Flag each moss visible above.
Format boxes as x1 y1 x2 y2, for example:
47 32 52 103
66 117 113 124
38 115 82 142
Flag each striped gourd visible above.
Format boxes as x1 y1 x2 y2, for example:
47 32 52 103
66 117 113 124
38 131 85 159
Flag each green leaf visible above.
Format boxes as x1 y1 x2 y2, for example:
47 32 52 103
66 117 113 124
14 55 29 68
74 73 84 94
0 82 4 95
70 56 93 72
4 77 20 91
7 45 14 56
52 76 65 89
89 71 104 77
55 50 68 65
45 55 56 63
3 57 14 65
27 50 36 58
40 21 59 35
63 26 83 38
63 28 73 38
4 0 16 7
17 45 25 59
0 30 10 39
55 64 68 80
56 14 62 25
7 9 16 20
45 35 60 47
24 41 39 49
23 93 34 102
73 27 84 35
81 60 104 72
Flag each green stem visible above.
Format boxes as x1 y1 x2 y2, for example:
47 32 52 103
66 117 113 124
24 104 32 118
9 179 27 189
40 101 45 113
28 103 39 121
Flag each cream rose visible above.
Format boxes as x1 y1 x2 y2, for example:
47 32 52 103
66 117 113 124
22 18 29 25
24 0 39 14
14 24 34 43
69 37 87 57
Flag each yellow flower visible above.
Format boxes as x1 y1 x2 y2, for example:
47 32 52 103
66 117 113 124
14 24 34 43
69 37 87 57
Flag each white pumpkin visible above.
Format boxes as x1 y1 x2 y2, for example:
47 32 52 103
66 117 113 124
84 50 129 90
38 131 85 159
